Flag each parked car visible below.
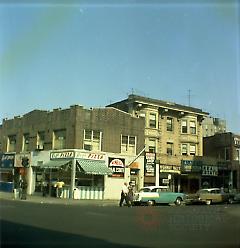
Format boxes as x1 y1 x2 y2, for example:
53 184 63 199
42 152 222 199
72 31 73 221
232 192 240 203
133 186 185 206
185 188 232 205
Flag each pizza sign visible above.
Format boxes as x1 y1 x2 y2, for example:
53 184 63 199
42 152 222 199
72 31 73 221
108 158 125 177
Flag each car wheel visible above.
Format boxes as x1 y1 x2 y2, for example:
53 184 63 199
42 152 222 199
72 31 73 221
206 199 212 205
147 200 155 206
175 197 182 206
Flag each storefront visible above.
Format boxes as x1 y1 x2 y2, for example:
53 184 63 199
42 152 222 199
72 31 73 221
181 160 202 193
159 164 181 192
0 153 15 192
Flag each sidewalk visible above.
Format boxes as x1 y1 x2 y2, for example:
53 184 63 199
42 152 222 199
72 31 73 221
0 191 119 207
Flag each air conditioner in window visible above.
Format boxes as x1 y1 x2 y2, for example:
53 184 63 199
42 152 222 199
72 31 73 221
37 144 44 150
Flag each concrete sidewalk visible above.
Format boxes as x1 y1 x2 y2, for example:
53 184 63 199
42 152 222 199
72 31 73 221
0 191 119 207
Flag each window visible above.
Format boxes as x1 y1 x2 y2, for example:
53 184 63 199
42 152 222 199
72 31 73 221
236 149 240 162
83 130 102 151
7 135 16 152
190 121 196 134
37 131 45 150
181 120 188 134
190 144 196 156
181 144 188 155
23 133 30 151
148 138 156 153
149 113 157 128
167 117 173 131
53 129 66 149
167 142 173 156
225 148 230 161
121 135 136 155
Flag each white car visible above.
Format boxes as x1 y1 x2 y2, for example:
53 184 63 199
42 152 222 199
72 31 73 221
133 186 169 205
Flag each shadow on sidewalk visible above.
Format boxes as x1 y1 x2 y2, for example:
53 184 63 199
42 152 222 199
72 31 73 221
1 219 142 248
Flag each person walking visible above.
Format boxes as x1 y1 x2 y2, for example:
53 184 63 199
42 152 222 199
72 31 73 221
56 179 65 198
128 182 134 206
119 182 131 207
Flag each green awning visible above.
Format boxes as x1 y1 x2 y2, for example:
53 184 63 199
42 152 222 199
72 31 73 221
77 159 112 176
40 160 72 169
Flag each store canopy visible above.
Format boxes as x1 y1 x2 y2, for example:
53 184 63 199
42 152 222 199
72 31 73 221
40 160 72 169
77 159 112 176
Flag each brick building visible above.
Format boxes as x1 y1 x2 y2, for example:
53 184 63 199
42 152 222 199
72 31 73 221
203 132 240 190
108 94 209 193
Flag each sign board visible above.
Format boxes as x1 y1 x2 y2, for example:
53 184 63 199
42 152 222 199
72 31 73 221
144 152 155 177
162 179 169 184
0 153 15 169
108 158 125 177
202 165 218 176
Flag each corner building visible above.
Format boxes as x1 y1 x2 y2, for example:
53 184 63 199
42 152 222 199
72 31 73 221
108 94 209 193
0 105 145 199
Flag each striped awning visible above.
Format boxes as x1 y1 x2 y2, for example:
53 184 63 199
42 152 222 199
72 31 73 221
77 159 112 176
40 160 72 169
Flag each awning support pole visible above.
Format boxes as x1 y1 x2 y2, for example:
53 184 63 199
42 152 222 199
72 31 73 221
70 159 76 199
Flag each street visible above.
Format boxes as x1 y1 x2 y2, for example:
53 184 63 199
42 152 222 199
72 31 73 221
1 199 240 248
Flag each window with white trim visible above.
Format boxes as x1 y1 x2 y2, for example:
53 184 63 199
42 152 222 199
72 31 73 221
181 144 188 155
190 144 196 155
148 138 156 153
37 131 45 150
181 120 188 134
167 117 173 131
236 149 240 162
23 133 30 151
83 130 102 151
53 129 66 150
149 113 157 128
121 135 136 155
190 121 196 134
167 142 173 156
7 135 16 152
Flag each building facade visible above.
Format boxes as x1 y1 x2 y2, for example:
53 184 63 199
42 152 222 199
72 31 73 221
202 117 227 137
203 132 240 190
108 94 209 193
0 105 145 199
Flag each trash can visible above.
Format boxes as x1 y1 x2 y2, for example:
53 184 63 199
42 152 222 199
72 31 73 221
73 188 80 199
13 189 19 199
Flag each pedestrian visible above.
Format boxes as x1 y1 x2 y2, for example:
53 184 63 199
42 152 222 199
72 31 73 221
119 182 131 207
42 180 48 197
56 179 65 198
128 182 134 206
21 178 28 200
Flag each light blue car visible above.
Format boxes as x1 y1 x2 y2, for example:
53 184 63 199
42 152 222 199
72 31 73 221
133 186 186 206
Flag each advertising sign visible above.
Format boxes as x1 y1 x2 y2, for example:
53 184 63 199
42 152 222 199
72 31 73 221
144 152 155 177
202 165 218 176
181 160 202 173
108 158 125 177
0 153 15 169
160 165 181 174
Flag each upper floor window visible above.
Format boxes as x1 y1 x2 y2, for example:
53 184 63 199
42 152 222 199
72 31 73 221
189 144 196 156
37 131 45 150
167 117 173 132
236 149 240 162
167 142 173 156
181 144 188 155
149 113 157 128
7 135 16 152
181 120 188 134
53 129 66 150
121 135 136 155
83 130 102 151
225 148 230 161
148 138 156 153
23 133 30 151
190 121 196 134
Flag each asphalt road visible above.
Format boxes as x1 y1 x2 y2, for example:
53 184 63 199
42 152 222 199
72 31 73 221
1 199 240 248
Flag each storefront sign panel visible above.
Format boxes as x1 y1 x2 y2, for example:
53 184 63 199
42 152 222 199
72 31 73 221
108 158 125 177
145 152 155 177
160 165 181 174
1 153 15 168
202 165 218 176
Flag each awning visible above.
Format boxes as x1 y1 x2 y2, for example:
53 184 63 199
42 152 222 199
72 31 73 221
40 160 72 169
77 159 112 176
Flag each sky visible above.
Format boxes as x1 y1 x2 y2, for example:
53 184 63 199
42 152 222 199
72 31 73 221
0 0 239 134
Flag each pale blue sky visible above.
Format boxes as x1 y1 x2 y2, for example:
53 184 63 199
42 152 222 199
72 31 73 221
0 0 239 133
